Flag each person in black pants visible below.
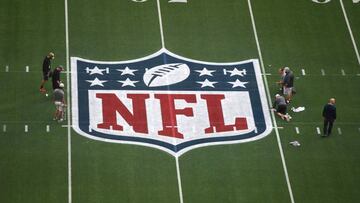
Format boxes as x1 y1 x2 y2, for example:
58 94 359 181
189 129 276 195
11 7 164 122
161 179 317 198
52 65 64 90
322 98 336 137
40 52 55 93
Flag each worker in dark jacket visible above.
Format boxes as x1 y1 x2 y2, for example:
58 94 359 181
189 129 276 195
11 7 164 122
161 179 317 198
52 65 64 90
40 52 55 93
322 98 336 137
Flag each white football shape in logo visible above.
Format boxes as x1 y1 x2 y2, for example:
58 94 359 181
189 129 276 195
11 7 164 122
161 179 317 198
143 63 190 87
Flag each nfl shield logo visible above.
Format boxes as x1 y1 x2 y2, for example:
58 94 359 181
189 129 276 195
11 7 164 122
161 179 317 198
71 49 272 156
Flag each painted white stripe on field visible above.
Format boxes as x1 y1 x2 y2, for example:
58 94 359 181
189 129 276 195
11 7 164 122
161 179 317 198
316 127 321 135
337 127 342 135
3 125 6 132
5 65 9 72
247 1 295 203
340 0 360 66
64 0 72 201
46 125 50 132
357 73 360 76
321 69 325 76
358 128 360 133
295 127 300 134
25 66 29 72
156 0 165 48
341 69 346 76
263 73 272 75
25 125 28 133
301 69 306 76
175 157 184 203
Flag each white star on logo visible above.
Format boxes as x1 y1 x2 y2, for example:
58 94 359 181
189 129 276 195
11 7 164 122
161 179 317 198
117 78 139 87
228 79 248 88
227 68 247 77
196 79 218 88
86 77 107 87
117 67 138 76
86 66 107 75
195 67 216 76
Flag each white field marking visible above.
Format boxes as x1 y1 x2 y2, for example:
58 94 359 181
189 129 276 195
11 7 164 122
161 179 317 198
316 127 321 135
295 127 300 134
337 127 342 135
175 157 184 203
340 0 360 66
247 1 295 203
64 0 72 202
169 0 187 2
3 124 6 132
262 73 272 75
46 125 50 132
61 125 73 128
341 69 346 76
25 66 29 72
156 1 183 202
358 128 360 133
276 126 284 129
5 65 9 72
25 125 28 133
357 73 360 76
156 0 165 48
321 69 325 76
301 69 306 76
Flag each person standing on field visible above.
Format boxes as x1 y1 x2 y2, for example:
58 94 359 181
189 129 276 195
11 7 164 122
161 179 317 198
40 52 55 93
283 67 294 103
52 65 64 90
53 82 66 122
322 98 336 137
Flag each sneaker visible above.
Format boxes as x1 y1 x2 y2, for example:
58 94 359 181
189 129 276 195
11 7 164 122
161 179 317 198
58 118 64 123
285 115 290 122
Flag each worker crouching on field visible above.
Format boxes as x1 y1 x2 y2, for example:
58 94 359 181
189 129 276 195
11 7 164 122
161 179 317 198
272 94 292 122
53 82 66 122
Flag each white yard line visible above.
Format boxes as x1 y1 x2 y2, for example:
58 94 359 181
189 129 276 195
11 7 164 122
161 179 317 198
46 125 50 133
247 1 295 203
26 66 29 72
341 69 346 76
340 0 360 66
316 127 321 135
5 65 9 72
156 1 183 202
156 0 165 48
3 124 6 132
64 0 72 202
295 127 300 134
25 125 28 133
175 156 184 203
301 69 306 76
321 69 325 76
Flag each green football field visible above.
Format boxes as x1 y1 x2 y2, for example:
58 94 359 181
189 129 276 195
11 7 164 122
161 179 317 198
1 0 360 202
